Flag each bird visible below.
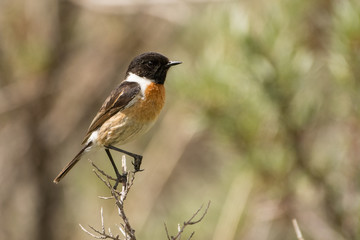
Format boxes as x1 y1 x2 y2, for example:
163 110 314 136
53 52 182 188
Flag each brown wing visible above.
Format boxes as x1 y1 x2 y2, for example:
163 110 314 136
82 81 141 144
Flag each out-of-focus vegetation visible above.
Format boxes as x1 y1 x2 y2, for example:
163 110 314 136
0 0 359 240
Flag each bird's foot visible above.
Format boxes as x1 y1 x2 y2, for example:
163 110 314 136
132 155 143 172
113 173 127 190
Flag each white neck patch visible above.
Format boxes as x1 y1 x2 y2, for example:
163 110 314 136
125 72 152 96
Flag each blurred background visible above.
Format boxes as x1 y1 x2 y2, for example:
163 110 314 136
1 0 360 239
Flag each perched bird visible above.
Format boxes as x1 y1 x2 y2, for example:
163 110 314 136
53 52 181 188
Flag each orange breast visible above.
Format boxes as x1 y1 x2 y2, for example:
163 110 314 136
95 83 165 146
122 82 165 122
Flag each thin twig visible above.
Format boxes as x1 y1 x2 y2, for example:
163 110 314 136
187 232 195 240
101 207 105 234
79 224 104 239
292 219 305 240
165 201 211 240
98 196 115 200
164 223 171 240
90 160 118 181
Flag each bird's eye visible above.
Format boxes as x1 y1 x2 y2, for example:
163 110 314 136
146 61 155 68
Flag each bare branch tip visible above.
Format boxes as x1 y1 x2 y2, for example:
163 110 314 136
164 223 171 240
187 231 195 240
164 201 210 240
292 218 305 240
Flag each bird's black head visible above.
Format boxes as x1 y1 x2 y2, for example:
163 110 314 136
126 52 182 84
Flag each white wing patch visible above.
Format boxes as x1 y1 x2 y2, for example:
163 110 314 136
87 130 99 145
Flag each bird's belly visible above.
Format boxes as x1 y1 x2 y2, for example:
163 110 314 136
96 112 155 146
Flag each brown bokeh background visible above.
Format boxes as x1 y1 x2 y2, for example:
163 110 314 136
1 0 360 239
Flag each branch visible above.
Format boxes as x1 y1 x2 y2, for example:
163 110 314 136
292 218 305 240
164 201 211 240
80 156 137 240
80 156 210 240
79 207 122 239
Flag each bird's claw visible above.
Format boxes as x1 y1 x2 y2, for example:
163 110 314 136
113 173 127 190
132 156 143 172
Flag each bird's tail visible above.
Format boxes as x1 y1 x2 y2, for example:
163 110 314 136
53 141 93 184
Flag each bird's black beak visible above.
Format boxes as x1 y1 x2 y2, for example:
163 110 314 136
167 61 182 67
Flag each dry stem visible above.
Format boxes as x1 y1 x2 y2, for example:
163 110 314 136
80 156 136 240
164 201 211 240
80 156 210 240
292 218 305 240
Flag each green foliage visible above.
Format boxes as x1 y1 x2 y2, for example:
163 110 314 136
171 0 360 238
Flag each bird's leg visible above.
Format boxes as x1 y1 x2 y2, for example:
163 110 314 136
105 149 126 189
105 145 143 172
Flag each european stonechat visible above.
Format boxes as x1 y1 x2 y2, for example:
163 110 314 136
53 52 181 188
